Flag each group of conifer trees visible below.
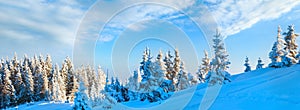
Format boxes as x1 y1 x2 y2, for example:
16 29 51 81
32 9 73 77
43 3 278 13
0 54 110 109
243 25 300 72
0 29 232 109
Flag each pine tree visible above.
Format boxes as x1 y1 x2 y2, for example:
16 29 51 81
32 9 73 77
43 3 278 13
97 66 106 91
209 29 231 85
283 25 299 65
172 48 181 87
163 51 174 80
197 50 210 83
176 62 190 90
126 70 141 92
50 64 66 102
64 57 77 102
86 65 96 99
126 70 141 100
13 66 26 104
73 81 92 110
256 57 264 70
0 69 3 108
196 66 204 83
152 50 166 87
45 54 53 98
269 26 286 68
33 63 44 101
140 47 152 82
2 64 16 108
244 57 251 72
22 60 34 103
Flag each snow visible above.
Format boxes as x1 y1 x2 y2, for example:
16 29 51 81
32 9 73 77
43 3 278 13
9 65 300 109
122 65 300 109
8 101 72 110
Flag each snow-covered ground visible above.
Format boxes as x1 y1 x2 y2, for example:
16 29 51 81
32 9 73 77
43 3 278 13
11 65 300 109
7 101 73 110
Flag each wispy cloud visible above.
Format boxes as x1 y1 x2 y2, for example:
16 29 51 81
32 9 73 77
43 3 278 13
204 0 300 37
0 0 86 46
96 0 300 42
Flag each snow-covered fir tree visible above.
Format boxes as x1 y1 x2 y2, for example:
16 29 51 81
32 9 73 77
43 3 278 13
244 57 251 72
33 62 49 101
269 26 286 68
126 70 141 101
151 50 166 89
73 81 92 110
64 57 77 102
2 64 16 108
256 57 264 70
176 62 190 90
140 47 152 82
50 64 66 102
44 55 53 98
164 51 174 80
126 70 141 92
97 66 107 92
0 67 3 108
282 25 299 66
13 67 26 104
196 66 204 83
197 50 210 83
22 60 34 103
209 29 231 85
172 48 181 86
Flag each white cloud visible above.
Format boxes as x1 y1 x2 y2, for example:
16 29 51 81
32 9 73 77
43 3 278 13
205 0 300 37
1 0 299 45
0 0 85 46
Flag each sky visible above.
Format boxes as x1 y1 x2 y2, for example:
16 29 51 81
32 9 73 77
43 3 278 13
1 0 300 81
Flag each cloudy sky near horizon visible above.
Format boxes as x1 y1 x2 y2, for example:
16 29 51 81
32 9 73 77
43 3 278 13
1 0 300 80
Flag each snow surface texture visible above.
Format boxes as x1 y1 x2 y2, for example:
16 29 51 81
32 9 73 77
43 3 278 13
10 65 300 109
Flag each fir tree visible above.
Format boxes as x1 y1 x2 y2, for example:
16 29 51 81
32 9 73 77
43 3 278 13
163 51 174 80
64 57 77 102
197 50 210 83
22 61 34 103
176 62 190 90
140 47 152 82
269 26 286 68
256 57 264 70
244 57 251 72
172 48 181 86
209 29 231 85
45 54 53 98
13 67 26 104
126 70 141 100
283 25 299 65
0 69 3 108
196 66 204 83
2 64 16 108
97 66 106 98
73 81 92 110
51 64 66 102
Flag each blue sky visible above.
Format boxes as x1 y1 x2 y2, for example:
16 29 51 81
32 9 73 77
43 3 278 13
1 0 300 81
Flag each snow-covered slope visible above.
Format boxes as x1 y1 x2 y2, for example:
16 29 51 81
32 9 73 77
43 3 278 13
11 65 300 109
123 65 300 110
